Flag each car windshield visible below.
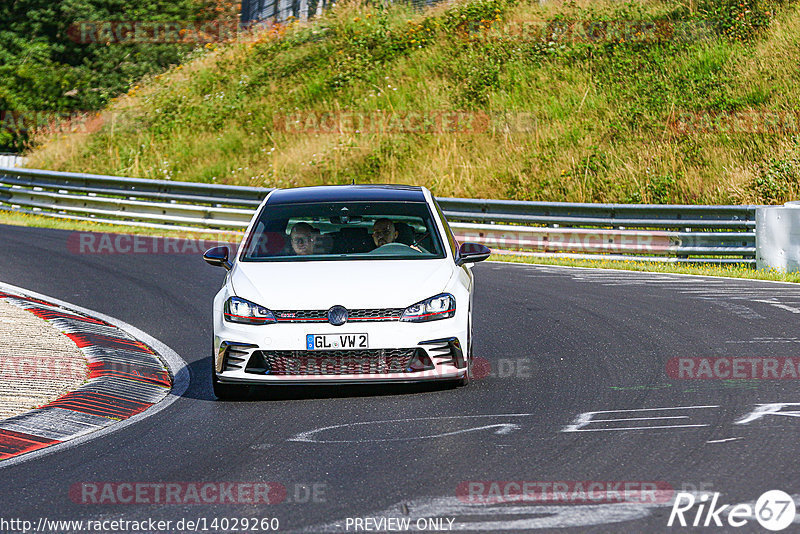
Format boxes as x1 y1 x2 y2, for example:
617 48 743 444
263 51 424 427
240 201 446 261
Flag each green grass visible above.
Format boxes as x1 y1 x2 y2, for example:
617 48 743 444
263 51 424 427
21 0 800 205
494 253 800 282
0 209 242 241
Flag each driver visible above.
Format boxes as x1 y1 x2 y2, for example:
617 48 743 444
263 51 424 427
289 222 317 255
371 218 398 248
372 218 423 252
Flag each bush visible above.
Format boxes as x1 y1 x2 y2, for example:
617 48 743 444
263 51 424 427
0 0 238 151
701 0 775 41
752 141 800 203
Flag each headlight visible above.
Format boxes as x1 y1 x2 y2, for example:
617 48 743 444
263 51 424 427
224 297 276 325
401 293 455 322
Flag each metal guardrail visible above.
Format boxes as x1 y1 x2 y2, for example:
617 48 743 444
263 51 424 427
0 166 759 265
0 154 25 169
437 198 756 229
241 0 441 25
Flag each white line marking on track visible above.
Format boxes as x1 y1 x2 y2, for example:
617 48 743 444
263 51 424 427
288 414 534 443
487 261 800 286
590 416 690 422
497 263 800 316
726 338 800 343
735 403 800 425
753 300 800 314
567 424 710 432
574 405 719 414
563 405 718 433
706 437 742 444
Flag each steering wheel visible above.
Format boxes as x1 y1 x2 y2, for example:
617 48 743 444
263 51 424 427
368 242 422 254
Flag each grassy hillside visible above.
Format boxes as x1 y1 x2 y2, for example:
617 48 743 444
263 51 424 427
24 0 800 204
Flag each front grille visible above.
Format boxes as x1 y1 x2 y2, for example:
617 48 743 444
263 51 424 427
350 308 404 321
272 308 403 323
248 348 417 375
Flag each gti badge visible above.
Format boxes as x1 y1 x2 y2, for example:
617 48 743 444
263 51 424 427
327 305 348 326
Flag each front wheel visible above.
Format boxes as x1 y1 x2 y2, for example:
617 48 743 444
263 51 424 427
458 315 474 387
212 371 249 400
457 368 471 387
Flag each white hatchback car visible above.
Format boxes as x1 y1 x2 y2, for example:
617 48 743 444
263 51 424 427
204 185 490 398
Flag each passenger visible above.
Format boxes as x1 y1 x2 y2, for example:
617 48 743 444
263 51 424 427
289 222 317 255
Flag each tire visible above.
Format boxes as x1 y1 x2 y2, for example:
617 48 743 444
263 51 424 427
458 314 474 387
212 370 248 400
457 370 470 387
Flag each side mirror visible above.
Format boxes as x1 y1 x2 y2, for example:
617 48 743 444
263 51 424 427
455 242 491 266
204 246 232 270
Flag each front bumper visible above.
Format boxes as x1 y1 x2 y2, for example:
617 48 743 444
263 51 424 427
213 320 467 384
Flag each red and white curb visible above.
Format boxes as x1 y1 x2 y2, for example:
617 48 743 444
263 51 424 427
0 282 187 464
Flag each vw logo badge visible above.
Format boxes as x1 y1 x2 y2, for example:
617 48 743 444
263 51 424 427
327 305 348 326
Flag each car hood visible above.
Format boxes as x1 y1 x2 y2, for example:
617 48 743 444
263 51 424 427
230 259 455 309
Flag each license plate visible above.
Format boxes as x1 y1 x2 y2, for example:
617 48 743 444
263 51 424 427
307 333 368 350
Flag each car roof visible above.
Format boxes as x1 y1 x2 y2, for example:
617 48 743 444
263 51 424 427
265 185 427 205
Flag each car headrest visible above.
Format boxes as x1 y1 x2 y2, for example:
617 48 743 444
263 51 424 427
394 222 415 245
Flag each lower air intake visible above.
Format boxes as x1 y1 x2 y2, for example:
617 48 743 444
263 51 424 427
246 348 418 375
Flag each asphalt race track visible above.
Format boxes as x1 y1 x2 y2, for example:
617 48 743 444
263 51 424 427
2 223 800 533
